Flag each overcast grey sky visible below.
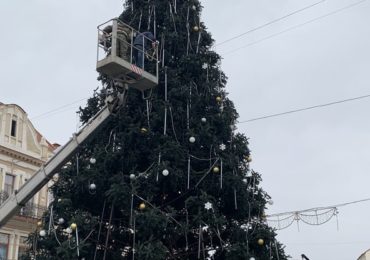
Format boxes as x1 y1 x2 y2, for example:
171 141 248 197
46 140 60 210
1 0 370 259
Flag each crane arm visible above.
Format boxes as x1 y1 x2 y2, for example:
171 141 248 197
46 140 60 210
0 94 124 226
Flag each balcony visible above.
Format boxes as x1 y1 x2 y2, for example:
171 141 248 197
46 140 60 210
0 191 46 219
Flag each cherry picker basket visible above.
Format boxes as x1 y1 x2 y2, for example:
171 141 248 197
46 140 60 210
97 19 159 91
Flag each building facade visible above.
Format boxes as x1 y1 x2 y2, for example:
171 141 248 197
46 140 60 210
358 249 370 260
0 103 56 259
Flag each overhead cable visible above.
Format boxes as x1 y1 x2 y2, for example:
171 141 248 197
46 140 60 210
223 0 367 55
215 0 326 47
31 98 87 120
238 94 370 124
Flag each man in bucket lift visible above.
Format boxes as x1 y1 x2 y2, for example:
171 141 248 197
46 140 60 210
117 20 132 61
99 25 112 52
133 31 157 69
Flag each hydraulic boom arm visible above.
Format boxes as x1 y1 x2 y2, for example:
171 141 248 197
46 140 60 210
0 94 124 226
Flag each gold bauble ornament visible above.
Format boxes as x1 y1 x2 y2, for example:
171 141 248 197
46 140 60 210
140 127 148 134
139 203 146 210
245 155 252 162
70 223 77 230
216 96 222 102
37 221 43 227
193 25 199 32
257 238 264 246
213 166 220 173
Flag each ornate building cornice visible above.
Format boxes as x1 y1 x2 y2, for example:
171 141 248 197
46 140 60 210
0 145 44 167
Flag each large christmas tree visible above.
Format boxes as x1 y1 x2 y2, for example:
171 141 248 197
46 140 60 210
26 1 288 259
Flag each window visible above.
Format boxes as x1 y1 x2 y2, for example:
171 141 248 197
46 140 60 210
10 119 17 137
4 174 15 195
18 236 28 259
0 233 9 260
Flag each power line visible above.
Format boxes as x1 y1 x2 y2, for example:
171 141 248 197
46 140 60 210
223 0 367 55
215 0 326 47
238 94 370 124
31 98 87 121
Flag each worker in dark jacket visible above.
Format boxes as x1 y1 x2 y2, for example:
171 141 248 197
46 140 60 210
133 31 156 69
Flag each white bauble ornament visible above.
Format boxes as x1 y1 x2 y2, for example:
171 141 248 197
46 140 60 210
250 258 256 260
129 174 136 180
66 227 73 234
53 173 59 182
193 25 199 32
189 136 196 143
201 117 207 123
162 169 169 176
192 5 196 10
89 183 96 190
58 218 65 225
39 230 46 237
242 178 248 184
89 158 96 164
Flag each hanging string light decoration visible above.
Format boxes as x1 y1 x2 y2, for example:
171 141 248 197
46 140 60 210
266 206 339 230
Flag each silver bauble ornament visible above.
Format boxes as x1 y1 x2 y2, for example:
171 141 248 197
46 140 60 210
201 117 207 123
58 218 65 225
39 230 46 237
89 183 96 190
189 136 196 143
129 174 136 180
162 169 169 176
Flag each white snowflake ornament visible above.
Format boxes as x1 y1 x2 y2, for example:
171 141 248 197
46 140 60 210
219 143 226 151
204 202 213 210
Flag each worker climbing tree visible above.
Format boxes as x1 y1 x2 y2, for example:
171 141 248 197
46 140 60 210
24 0 289 259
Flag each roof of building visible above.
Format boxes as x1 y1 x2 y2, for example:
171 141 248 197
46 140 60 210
0 102 57 152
